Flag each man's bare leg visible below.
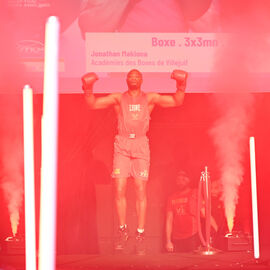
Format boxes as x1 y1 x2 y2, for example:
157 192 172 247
134 178 147 255
114 177 127 226
134 178 147 230
114 177 129 251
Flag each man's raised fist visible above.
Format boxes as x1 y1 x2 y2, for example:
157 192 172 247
81 72 99 91
171 69 188 84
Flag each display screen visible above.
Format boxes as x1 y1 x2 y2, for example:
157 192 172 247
3 0 270 93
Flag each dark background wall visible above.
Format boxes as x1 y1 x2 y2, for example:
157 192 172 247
0 92 269 255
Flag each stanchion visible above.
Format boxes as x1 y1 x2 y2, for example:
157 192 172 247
197 166 218 255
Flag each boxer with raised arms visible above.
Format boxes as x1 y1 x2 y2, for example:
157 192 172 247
82 69 188 255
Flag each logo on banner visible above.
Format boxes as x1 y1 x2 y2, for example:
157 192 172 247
16 40 44 57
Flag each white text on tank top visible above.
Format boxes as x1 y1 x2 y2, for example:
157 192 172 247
118 92 150 137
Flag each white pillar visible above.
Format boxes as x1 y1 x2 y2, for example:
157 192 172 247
249 137 260 259
23 85 36 270
39 16 60 270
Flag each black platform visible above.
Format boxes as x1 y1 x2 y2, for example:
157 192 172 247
1 249 270 270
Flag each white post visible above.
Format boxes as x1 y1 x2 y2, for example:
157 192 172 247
39 16 60 270
23 85 36 270
249 137 260 259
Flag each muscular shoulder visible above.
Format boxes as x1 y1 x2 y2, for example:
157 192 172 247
109 92 122 104
146 92 160 104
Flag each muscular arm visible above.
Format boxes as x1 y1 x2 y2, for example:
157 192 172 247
165 210 174 252
148 69 187 108
148 90 185 108
85 91 120 109
82 72 121 109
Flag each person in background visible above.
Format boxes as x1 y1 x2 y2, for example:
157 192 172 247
165 169 219 252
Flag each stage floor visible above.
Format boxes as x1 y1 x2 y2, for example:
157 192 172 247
1 250 270 270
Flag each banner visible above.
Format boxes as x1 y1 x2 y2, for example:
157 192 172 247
86 33 221 73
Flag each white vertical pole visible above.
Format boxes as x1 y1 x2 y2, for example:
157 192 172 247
249 137 260 259
23 85 36 270
39 16 60 270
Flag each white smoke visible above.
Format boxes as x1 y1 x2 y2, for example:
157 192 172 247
209 1 270 231
210 93 254 231
0 96 24 236
1 173 24 236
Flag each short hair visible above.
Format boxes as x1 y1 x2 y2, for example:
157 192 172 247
127 69 142 77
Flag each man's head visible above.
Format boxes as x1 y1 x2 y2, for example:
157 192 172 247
126 69 143 90
175 170 191 190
